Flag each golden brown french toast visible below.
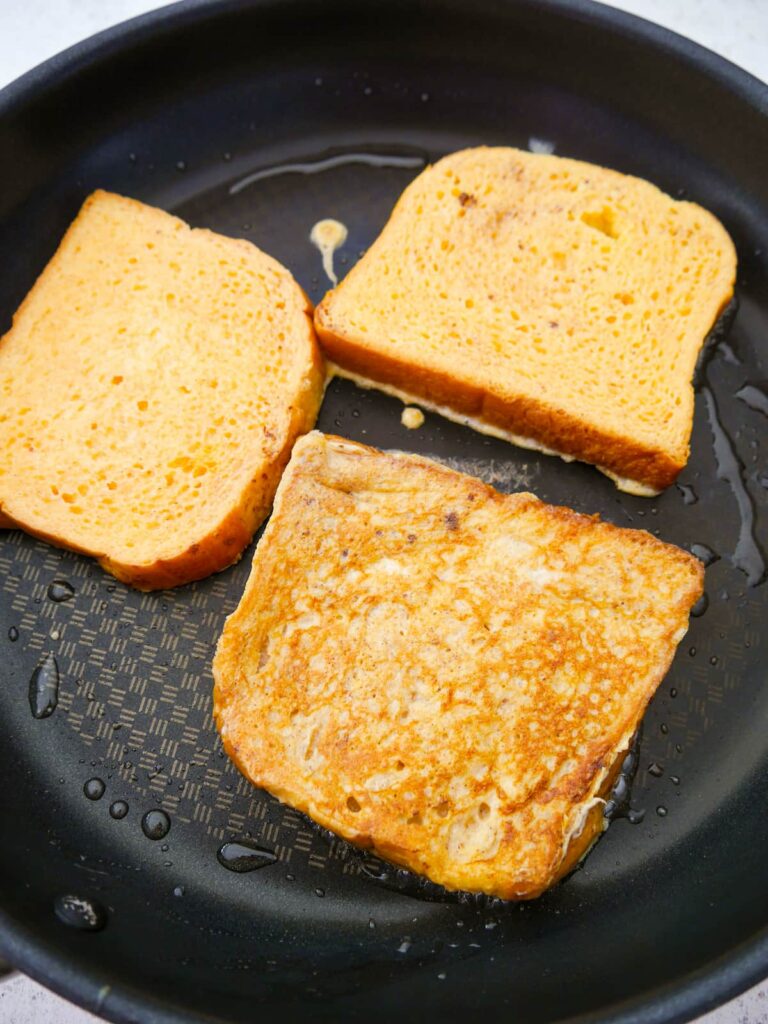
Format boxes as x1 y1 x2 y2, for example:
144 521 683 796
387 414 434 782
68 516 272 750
214 431 703 899
315 146 736 494
0 190 324 589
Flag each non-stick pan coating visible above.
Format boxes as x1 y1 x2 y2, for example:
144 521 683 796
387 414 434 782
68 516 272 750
0 2 766 1022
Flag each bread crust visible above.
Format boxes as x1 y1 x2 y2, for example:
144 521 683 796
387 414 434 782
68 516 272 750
315 317 683 490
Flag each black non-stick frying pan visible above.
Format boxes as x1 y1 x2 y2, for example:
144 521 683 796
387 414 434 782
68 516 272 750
0 1 766 1022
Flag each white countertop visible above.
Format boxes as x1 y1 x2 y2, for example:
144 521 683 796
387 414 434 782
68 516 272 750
0 2 765 1022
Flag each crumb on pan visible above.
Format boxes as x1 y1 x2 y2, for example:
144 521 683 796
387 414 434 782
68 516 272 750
401 406 425 429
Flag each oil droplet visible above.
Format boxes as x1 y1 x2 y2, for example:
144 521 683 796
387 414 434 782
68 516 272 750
285 873 295 882
315 887 325 897
603 733 643 824
109 800 129 819
690 593 709 618
702 386 766 586
647 763 664 778
176 160 186 171
8 626 19 642
689 646 697 657
735 383 768 417
309 218 348 286
54 894 107 932
670 687 678 698
368 919 376 929
656 806 668 818
420 92 430 102
84 778 105 801
217 839 277 873
676 483 698 505
670 775 681 786
141 809 170 840
47 580 75 603
710 655 719 666
660 723 669 735
29 653 60 719
173 886 185 897
437 972 447 980
690 544 719 567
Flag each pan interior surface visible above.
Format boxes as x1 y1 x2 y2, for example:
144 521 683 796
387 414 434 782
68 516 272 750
0 2 766 1022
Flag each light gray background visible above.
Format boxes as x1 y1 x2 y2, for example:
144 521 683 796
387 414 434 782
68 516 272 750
0 1 765 1022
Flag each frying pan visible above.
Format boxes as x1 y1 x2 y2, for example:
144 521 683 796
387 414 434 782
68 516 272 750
0 1 766 1022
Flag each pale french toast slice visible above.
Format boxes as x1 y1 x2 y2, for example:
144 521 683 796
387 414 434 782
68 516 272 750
214 432 703 899
315 146 736 494
0 191 324 589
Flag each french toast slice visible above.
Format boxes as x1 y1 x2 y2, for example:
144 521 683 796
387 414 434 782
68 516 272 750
315 146 737 494
0 191 324 589
214 431 703 899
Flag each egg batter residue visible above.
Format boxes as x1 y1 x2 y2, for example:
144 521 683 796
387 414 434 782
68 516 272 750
310 219 348 286
401 406 425 429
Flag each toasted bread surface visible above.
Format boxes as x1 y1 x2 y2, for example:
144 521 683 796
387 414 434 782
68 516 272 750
214 432 703 899
315 147 737 493
0 191 324 589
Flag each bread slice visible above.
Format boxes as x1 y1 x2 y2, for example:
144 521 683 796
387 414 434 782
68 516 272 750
213 431 703 899
0 191 324 589
315 147 736 494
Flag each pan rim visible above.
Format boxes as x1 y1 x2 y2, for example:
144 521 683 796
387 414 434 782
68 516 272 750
1 0 767 125
0 0 766 1022
1 905 767 1024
